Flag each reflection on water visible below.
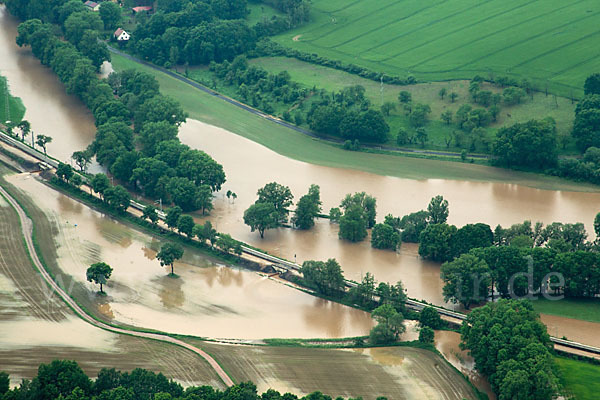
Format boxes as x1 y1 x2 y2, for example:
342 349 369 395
9 173 373 339
178 119 600 307
0 6 96 161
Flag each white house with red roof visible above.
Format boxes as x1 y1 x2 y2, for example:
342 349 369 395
113 28 130 41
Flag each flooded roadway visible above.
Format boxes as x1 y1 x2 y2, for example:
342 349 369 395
1 4 600 345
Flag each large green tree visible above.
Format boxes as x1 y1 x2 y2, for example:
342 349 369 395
440 254 490 309
99 1 121 30
291 184 322 230
86 262 113 294
371 223 400 250
300 258 345 296
256 182 294 224
493 118 558 169
243 202 278 238
460 300 558 399
157 243 184 275
427 195 449 224
418 223 457 262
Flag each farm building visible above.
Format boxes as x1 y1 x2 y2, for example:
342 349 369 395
114 28 130 41
84 1 100 11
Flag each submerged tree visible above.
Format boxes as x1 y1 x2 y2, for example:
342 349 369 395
157 242 184 275
86 262 113 294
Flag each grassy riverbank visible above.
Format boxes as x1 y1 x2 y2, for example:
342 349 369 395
110 53 599 192
557 356 600 399
533 298 600 324
0 75 25 124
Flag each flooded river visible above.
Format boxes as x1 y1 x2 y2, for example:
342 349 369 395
179 120 600 306
0 6 96 161
1 4 600 343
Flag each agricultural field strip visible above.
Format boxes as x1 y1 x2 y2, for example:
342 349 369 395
448 11 600 74
0 204 61 322
296 0 409 40
404 0 582 69
275 0 600 94
0 185 235 387
551 50 600 79
314 0 451 50
359 0 516 59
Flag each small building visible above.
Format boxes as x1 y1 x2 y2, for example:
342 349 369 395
84 1 100 11
132 6 153 13
113 28 130 41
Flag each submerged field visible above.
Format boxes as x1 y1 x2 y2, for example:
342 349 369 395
274 0 600 98
0 167 223 388
193 340 480 400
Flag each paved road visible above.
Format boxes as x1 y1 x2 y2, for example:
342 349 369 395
107 46 490 160
0 185 234 387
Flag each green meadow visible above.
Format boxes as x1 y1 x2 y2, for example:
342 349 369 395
273 0 600 98
249 56 577 151
557 357 600 400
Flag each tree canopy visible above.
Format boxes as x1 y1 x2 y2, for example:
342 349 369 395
86 262 113 293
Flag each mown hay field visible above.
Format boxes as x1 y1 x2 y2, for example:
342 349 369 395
273 0 600 97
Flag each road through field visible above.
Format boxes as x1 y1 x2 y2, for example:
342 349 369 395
0 185 235 388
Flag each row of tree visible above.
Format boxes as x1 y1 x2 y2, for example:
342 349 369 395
0 360 368 400
243 182 322 237
15 12 226 214
209 57 391 143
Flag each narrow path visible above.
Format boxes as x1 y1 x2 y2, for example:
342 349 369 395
0 185 235 387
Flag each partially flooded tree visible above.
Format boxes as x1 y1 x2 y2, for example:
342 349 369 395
86 262 113 294
35 134 52 154
157 242 184 276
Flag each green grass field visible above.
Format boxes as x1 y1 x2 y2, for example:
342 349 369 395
532 298 600 324
557 356 600 399
247 2 284 25
249 56 577 151
110 53 600 192
273 0 600 98
0 76 25 124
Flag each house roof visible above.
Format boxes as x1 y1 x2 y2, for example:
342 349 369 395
132 6 152 12
114 28 124 37
84 1 98 7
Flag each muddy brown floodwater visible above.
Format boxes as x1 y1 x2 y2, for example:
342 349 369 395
435 330 495 399
0 6 96 162
2 2 600 344
179 120 600 307
9 173 373 339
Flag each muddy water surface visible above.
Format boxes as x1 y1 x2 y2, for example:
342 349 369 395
9 173 373 339
435 330 495 399
179 120 600 305
0 6 96 161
